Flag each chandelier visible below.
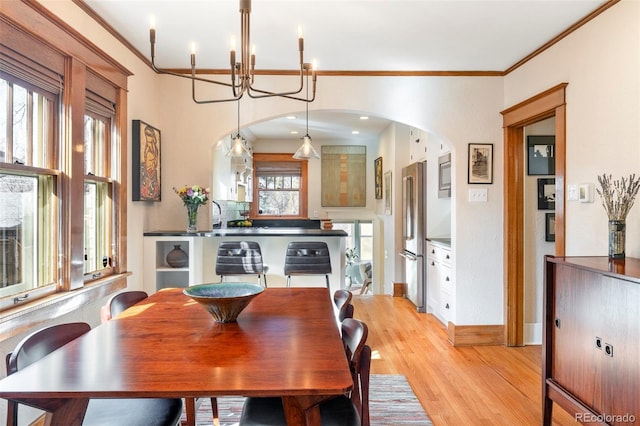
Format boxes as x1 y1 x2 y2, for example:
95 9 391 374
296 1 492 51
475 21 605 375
149 0 317 104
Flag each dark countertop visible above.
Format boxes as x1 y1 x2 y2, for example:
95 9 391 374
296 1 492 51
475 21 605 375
427 237 452 247
144 228 348 237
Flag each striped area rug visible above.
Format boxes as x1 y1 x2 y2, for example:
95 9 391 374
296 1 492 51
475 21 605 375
182 374 433 425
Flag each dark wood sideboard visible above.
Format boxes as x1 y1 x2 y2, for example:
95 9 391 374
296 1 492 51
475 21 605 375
543 256 639 425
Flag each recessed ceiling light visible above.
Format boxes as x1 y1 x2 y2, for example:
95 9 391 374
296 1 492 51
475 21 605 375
359 116 369 120
290 130 299 134
352 130 360 135
286 116 296 120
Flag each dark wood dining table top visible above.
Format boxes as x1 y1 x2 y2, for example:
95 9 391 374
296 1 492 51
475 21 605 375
0 287 353 425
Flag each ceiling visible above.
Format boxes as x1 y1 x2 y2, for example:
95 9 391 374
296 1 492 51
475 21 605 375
83 0 609 140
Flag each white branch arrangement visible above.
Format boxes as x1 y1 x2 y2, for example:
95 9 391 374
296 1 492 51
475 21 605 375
595 173 640 221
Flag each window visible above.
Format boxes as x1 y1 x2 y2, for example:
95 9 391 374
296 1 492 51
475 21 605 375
83 113 113 278
0 9 129 318
251 153 308 218
0 76 58 301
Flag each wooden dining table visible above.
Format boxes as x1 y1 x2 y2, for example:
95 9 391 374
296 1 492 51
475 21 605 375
0 287 353 426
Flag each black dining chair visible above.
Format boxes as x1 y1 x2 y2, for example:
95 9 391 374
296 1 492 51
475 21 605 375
5 322 184 426
333 289 354 322
100 291 218 426
215 241 268 287
284 241 332 288
239 318 371 426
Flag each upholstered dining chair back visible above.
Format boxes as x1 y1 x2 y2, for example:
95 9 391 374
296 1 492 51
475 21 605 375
216 241 268 287
6 322 184 426
284 241 332 288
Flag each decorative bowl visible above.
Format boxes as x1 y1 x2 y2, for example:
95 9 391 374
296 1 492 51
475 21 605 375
183 283 264 323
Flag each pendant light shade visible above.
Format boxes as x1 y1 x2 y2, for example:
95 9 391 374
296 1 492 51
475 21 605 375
227 134 252 158
293 134 319 159
226 99 252 159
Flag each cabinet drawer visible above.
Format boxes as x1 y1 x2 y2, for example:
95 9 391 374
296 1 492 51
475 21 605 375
427 243 451 265
440 287 453 323
441 266 454 292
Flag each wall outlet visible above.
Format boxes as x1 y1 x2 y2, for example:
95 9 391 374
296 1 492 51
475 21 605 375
312 210 318 218
468 188 488 202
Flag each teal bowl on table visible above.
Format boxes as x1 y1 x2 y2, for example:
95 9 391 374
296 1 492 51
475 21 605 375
183 283 264 323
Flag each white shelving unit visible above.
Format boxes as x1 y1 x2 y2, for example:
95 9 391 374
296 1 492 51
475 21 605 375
143 236 204 294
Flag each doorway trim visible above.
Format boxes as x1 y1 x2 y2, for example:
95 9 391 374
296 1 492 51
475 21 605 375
501 83 567 346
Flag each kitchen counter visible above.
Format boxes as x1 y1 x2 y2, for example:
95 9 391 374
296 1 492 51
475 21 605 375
144 228 347 237
428 237 451 247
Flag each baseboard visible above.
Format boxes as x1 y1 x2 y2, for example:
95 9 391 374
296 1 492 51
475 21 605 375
393 282 406 297
447 322 505 346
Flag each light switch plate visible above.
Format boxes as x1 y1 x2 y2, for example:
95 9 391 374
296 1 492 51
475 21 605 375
469 188 488 202
567 184 578 201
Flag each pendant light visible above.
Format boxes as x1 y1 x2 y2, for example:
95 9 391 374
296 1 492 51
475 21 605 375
293 67 319 160
227 100 252 159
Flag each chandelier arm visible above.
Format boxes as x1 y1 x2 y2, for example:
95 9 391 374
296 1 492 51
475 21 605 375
191 77 244 104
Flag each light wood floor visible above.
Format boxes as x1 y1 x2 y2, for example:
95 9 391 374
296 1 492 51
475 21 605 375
351 294 577 425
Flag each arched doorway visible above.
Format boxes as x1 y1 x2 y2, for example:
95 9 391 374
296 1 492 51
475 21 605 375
501 83 567 346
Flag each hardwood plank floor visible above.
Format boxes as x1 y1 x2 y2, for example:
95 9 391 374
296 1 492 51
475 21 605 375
351 294 577 425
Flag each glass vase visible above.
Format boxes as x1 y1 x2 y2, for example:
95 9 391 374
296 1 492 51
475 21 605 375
186 204 199 233
608 219 626 259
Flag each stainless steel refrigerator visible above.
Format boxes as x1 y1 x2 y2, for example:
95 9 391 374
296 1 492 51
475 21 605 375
400 161 427 312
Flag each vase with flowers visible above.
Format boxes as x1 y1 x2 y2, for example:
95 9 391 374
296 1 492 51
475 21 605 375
595 173 640 259
174 185 209 233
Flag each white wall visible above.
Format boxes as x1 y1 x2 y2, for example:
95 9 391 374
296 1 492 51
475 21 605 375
504 0 640 259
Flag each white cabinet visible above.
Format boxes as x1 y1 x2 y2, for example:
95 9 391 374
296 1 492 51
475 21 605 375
426 241 454 325
212 137 253 201
143 236 204 294
409 128 427 162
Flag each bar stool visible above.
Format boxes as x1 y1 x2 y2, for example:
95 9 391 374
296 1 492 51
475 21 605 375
216 241 268 287
284 241 331 288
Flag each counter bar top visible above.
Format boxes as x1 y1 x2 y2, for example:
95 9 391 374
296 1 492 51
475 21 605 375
428 237 451 247
144 228 348 237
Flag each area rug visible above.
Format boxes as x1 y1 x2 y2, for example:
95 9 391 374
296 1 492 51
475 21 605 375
181 374 432 425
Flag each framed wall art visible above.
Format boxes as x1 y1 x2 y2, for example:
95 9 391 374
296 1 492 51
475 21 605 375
384 171 392 215
537 178 556 210
468 143 493 184
527 135 555 175
132 120 162 201
545 213 556 242
374 156 383 199
321 145 366 207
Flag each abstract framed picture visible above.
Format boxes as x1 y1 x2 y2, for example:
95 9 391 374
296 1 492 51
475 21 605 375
537 178 556 210
545 213 556 242
468 143 493 184
374 156 383 199
132 120 161 201
384 171 392 215
321 145 366 207
527 135 555 175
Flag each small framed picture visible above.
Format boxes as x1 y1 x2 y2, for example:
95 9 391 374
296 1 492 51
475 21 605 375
527 135 555 175
468 143 493 184
374 157 383 199
545 213 556 242
537 178 556 210
384 171 392 215
132 120 162 201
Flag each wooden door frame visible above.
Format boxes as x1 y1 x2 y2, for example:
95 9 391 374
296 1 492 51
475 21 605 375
501 83 567 346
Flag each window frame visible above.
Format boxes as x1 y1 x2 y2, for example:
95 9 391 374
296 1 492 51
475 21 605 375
0 2 131 339
250 153 309 219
